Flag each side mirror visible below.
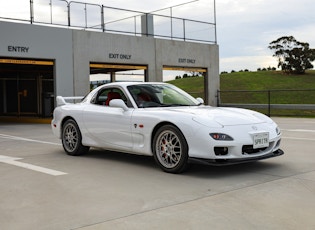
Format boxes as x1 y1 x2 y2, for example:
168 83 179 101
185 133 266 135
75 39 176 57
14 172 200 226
109 99 129 111
196 97 204 104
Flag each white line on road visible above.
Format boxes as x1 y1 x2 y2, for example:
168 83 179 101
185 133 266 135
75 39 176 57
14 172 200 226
0 133 61 145
281 129 315 141
0 134 66 175
281 129 315 133
0 155 67 176
282 136 315 141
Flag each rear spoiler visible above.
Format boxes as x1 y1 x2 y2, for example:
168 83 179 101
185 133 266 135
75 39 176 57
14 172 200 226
56 96 84 106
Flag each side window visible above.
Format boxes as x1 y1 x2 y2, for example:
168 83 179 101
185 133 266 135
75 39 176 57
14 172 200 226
96 90 109 105
94 88 132 107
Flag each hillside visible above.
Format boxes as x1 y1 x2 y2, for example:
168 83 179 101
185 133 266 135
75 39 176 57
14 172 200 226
169 70 315 91
168 70 315 116
219 70 315 91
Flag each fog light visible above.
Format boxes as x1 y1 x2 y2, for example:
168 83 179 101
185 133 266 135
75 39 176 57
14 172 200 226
214 147 229 156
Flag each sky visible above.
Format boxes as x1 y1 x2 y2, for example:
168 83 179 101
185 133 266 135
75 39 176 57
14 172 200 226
1 0 314 73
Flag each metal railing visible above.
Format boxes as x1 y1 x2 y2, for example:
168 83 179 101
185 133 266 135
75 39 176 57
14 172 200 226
0 0 216 44
217 89 315 117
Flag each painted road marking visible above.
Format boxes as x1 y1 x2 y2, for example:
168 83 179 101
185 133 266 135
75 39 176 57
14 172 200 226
282 137 315 141
0 133 61 145
281 129 315 133
0 155 67 176
0 134 65 176
281 129 315 141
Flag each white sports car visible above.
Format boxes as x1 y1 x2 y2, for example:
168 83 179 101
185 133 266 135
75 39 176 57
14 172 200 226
51 82 283 173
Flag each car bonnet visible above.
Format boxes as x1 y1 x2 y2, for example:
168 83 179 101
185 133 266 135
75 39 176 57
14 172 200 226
167 106 269 126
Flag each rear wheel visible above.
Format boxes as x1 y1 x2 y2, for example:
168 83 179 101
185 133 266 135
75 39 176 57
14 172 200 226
153 125 188 173
62 119 89 156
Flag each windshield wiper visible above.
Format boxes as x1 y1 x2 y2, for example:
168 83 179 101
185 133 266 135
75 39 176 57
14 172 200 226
160 104 190 107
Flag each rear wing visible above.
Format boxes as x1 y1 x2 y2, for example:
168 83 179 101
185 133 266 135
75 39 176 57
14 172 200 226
56 96 84 106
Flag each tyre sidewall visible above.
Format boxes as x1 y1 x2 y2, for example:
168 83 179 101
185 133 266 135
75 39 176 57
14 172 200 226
153 125 188 173
62 119 87 156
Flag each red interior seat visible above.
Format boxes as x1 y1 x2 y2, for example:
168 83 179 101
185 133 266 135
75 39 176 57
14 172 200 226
105 92 121 105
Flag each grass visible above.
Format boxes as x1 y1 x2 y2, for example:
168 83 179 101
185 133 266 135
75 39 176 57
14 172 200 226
220 70 315 90
168 76 205 98
168 70 315 117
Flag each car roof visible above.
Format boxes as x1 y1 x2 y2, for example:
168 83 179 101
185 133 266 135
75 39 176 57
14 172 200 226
93 81 169 92
89 82 169 98
101 82 167 87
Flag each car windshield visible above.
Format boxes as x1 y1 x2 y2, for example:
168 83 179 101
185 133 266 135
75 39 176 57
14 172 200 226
127 84 201 108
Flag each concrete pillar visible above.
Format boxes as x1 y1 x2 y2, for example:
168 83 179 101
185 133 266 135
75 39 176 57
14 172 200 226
111 72 116 82
141 14 154 37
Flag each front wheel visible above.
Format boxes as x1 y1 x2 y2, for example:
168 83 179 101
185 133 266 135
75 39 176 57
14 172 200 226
62 119 89 156
153 125 189 173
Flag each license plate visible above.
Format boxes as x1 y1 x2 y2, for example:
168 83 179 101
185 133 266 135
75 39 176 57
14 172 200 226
253 132 269 149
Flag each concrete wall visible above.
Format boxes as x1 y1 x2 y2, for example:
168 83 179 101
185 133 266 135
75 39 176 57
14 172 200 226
0 21 220 106
154 39 219 105
0 21 74 97
72 30 157 95
73 30 219 105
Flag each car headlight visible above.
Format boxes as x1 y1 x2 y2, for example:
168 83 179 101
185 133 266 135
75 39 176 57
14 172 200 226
210 133 234 141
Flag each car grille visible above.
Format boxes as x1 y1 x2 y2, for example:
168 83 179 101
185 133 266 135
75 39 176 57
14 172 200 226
242 145 267 154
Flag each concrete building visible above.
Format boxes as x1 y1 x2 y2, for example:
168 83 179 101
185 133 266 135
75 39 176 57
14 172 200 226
0 20 219 117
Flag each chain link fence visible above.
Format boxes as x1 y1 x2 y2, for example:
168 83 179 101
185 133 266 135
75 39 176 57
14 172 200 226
217 89 315 117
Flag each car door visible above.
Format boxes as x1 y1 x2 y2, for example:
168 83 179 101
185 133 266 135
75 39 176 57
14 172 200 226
83 87 134 151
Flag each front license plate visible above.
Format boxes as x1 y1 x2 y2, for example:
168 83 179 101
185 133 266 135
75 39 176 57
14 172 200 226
253 132 269 149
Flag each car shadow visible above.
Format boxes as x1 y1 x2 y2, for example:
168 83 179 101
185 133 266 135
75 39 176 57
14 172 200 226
186 161 283 178
72 148 283 178
83 148 159 170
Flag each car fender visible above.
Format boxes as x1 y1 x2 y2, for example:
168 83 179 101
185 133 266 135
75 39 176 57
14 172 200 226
130 109 202 156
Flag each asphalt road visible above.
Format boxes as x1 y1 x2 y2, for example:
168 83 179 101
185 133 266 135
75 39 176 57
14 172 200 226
0 117 314 230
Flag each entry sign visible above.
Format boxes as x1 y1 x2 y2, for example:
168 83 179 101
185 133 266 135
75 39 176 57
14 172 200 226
253 132 269 149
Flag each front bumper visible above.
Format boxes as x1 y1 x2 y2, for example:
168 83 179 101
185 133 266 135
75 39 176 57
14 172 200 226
189 149 284 166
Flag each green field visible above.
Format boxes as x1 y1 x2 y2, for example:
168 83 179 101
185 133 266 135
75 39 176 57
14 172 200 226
168 70 315 117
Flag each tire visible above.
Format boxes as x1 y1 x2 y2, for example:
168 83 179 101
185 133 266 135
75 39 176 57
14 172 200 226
62 119 89 156
153 125 189 173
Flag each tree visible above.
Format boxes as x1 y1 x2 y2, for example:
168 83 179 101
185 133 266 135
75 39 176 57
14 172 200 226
268 36 315 74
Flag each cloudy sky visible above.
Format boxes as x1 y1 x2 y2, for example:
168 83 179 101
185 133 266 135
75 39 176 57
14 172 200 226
1 0 314 73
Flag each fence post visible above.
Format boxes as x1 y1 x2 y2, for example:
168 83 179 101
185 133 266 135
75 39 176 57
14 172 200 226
84 3 87 28
68 1 71 27
183 19 186 41
268 90 271 117
134 16 136 35
101 5 105 32
30 0 34 24
217 90 220 107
